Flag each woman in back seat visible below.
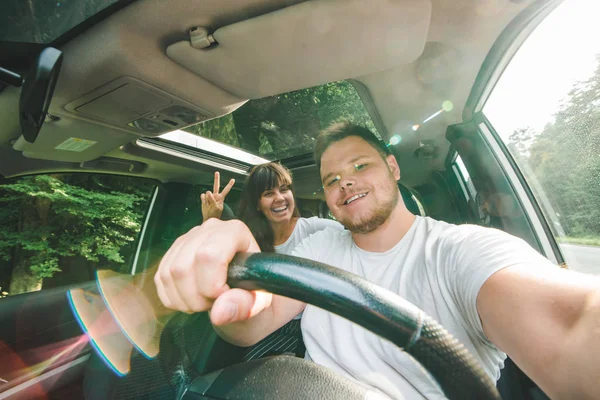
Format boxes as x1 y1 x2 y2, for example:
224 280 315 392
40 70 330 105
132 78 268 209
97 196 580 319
201 162 343 360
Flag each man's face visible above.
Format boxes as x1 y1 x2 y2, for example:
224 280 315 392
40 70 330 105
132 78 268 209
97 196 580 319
320 136 400 234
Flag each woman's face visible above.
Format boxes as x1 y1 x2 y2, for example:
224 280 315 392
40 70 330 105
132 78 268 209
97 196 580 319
257 183 296 224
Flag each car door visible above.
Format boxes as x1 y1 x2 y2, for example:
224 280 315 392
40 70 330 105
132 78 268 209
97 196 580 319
0 173 158 399
463 0 599 398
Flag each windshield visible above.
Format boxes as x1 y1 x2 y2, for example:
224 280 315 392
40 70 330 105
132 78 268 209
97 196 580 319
172 80 380 161
0 0 121 43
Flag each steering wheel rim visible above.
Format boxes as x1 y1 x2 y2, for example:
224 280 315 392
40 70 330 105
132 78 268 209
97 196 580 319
219 252 501 400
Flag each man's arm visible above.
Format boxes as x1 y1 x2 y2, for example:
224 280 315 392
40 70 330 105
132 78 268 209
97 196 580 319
216 230 325 346
478 264 600 399
155 218 298 347
213 294 305 346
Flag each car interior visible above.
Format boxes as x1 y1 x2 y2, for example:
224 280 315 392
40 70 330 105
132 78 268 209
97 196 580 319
0 0 574 398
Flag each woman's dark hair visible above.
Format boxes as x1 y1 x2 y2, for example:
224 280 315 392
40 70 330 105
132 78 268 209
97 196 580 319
237 162 300 252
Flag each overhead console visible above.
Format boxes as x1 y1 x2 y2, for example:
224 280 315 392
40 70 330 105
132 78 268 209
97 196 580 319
167 0 432 99
64 77 214 136
12 76 218 163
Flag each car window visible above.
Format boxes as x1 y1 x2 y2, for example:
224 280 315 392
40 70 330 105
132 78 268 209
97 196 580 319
160 80 380 161
0 173 157 298
451 155 477 202
484 0 600 275
0 0 122 43
450 155 489 224
411 194 426 217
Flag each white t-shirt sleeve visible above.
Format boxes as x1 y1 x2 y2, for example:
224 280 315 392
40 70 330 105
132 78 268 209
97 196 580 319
275 217 344 256
437 225 553 345
291 229 323 260
290 227 345 262
302 216 344 235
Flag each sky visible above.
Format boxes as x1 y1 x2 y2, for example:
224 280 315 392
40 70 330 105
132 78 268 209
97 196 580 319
484 0 600 140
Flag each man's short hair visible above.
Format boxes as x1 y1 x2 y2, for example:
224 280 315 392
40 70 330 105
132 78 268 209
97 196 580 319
314 121 391 170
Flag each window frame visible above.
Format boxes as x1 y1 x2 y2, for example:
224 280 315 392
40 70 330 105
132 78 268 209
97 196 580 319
130 185 160 275
452 162 471 202
453 155 477 201
473 113 563 265
461 0 570 265
464 0 565 120
440 152 479 225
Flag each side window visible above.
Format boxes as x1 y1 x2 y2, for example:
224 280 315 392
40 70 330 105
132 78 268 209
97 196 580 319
0 174 157 298
451 154 488 225
411 194 426 217
484 0 600 274
453 155 477 201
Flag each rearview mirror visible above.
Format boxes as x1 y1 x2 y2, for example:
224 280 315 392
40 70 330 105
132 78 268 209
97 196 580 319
19 47 63 143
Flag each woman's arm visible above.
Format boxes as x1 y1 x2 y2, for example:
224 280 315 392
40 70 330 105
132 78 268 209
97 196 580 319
201 171 235 221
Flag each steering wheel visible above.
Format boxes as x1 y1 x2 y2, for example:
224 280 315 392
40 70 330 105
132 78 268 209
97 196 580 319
181 253 501 400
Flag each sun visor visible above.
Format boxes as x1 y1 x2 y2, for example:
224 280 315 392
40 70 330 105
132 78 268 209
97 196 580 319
167 0 431 99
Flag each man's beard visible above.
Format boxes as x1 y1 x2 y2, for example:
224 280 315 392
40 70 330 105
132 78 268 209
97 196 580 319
338 181 399 234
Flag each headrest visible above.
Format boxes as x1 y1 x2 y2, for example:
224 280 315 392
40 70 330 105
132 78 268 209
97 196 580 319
399 184 422 216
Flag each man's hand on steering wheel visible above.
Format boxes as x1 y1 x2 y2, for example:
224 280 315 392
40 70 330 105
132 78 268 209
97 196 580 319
201 171 235 221
154 218 272 325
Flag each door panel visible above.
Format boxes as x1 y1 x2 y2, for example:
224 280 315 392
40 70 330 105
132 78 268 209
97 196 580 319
0 283 94 396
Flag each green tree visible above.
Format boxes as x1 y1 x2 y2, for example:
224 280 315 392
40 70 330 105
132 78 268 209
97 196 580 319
185 80 378 159
507 127 536 162
0 174 154 295
508 54 600 239
0 0 118 43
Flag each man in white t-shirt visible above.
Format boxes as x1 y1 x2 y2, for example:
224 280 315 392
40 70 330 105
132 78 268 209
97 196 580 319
155 122 600 399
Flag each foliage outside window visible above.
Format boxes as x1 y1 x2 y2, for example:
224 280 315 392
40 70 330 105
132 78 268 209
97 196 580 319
183 80 379 160
0 174 156 297
0 0 120 43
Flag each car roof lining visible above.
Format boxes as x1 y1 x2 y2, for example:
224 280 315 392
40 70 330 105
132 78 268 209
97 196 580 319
0 0 539 191
166 0 431 99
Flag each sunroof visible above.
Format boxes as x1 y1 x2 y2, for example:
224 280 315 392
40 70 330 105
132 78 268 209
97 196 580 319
0 0 121 43
173 80 379 161
159 130 270 166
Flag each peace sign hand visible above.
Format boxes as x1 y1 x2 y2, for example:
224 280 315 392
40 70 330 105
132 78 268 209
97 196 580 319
201 171 235 221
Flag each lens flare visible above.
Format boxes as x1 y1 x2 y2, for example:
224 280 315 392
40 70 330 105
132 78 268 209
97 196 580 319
389 135 402 145
70 265 177 369
422 109 444 124
1 335 89 397
95 269 163 360
67 288 133 376
442 100 454 112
